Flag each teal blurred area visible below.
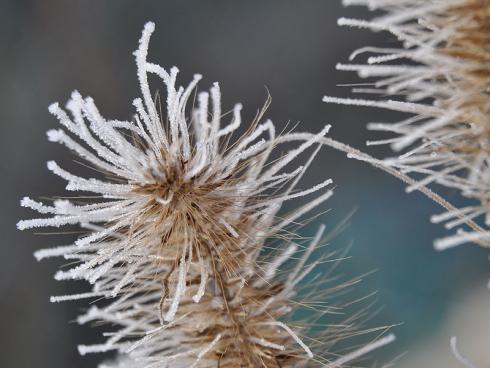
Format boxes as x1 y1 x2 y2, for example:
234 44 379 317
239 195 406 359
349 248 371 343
1 1 488 367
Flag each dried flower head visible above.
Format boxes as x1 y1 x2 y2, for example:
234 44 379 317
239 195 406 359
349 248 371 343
18 22 394 367
77 225 393 368
324 0 490 249
18 22 333 321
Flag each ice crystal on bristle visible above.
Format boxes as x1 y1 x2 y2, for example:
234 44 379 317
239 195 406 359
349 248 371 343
17 21 332 322
324 0 490 250
76 226 394 368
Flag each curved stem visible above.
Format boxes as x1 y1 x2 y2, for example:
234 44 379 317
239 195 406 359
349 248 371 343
319 136 489 248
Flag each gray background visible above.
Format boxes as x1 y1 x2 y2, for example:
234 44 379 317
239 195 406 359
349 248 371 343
1 1 488 367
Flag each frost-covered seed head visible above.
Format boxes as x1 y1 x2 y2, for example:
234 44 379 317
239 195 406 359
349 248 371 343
18 22 394 367
18 22 333 319
325 0 490 249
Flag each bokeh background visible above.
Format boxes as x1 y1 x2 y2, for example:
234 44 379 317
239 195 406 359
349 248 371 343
2 1 490 367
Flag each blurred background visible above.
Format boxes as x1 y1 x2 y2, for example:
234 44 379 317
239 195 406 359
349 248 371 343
2 0 490 367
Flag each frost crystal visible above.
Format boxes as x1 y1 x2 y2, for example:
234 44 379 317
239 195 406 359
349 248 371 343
325 0 490 249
